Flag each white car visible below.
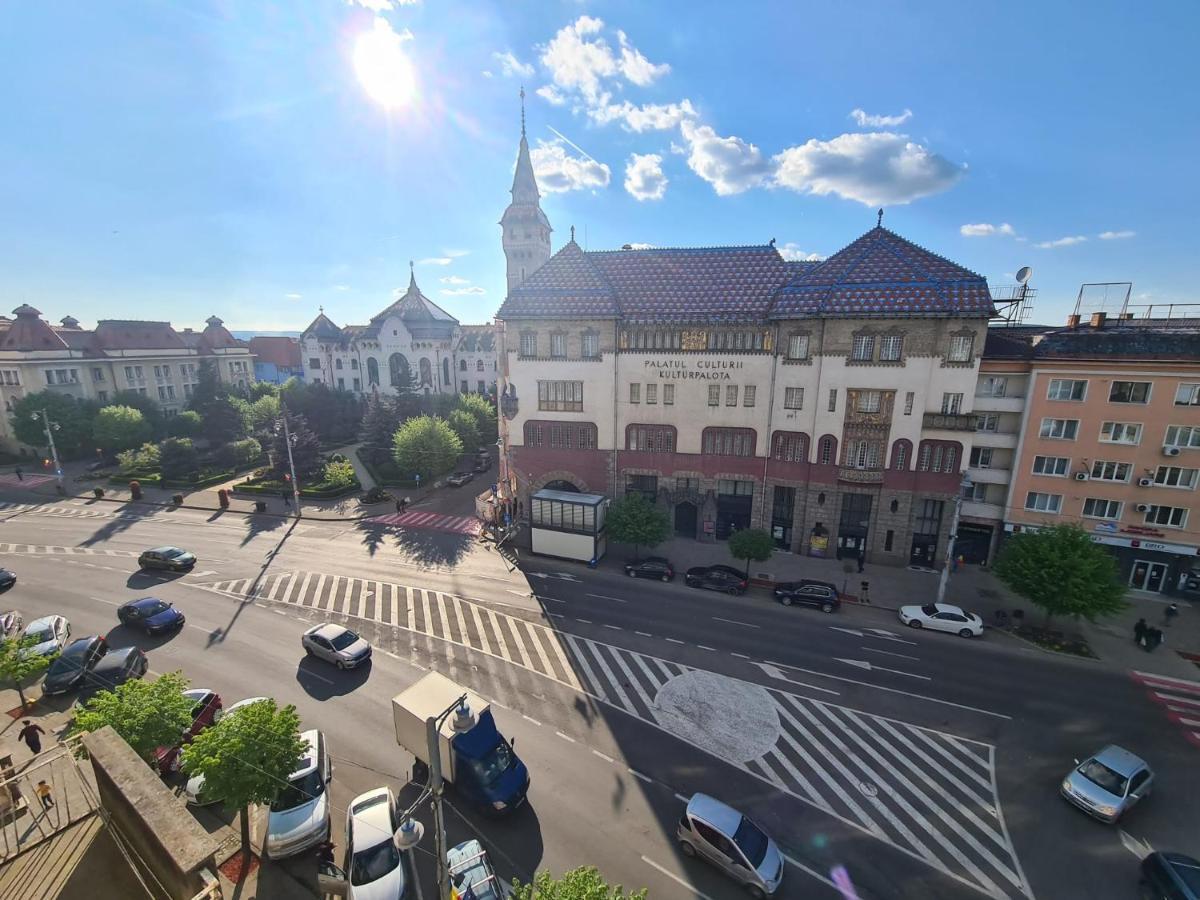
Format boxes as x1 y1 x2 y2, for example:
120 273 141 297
302 623 372 669
898 603 984 638
22 615 70 656
346 787 406 900
265 729 332 859
184 697 271 805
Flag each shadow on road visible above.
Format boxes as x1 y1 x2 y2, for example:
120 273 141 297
79 501 173 547
103 620 185 654
294 656 371 700
206 519 299 648
125 569 186 591
240 508 288 548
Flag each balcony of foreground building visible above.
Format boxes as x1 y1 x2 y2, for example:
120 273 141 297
972 430 1020 450
972 394 1025 414
921 411 977 433
961 499 1005 521
837 466 884 484
966 466 1011 485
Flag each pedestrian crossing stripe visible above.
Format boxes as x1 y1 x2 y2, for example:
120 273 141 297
0 501 127 521
1131 670 1200 750
0 542 138 558
363 510 481 536
192 569 1026 899
0 473 56 488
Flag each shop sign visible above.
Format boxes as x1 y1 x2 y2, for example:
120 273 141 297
644 359 746 381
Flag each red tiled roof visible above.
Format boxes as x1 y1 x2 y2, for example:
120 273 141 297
248 336 301 368
93 320 187 350
2 305 69 351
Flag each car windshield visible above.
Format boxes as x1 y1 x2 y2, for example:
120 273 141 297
733 816 769 868
25 627 53 644
271 768 324 811
351 840 400 885
47 649 87 674
920 604 939 616
162 549 185 558
142 601 170 616
330 630 360 651
1078 759 1128 796
471 741 514 786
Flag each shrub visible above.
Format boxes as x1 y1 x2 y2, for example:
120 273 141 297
159 438 201 481
117 442 161 472
322 459 357 489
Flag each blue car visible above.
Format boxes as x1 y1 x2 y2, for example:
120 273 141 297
118 597 185 634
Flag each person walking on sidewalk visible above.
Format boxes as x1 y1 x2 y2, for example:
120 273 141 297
281 488 291 509
1164 603 1179 627
1134 618 1148 644
18 720 46 755
35 780 54 811
14 466 22 482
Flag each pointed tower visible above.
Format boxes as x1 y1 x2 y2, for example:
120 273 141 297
501 88 552 295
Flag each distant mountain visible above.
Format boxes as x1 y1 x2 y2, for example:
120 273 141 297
231 330 301 340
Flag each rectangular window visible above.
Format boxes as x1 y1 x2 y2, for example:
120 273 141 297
157 386 167 401
1100 421 1142 444
1091 460 1132 482
969 447 993 468
335 359 342 370
1032 455 1070 476
854 390 880 413
703 429 754 457
183 384 193 398
850 334 874 361
352 377 361 391
1 370 20 386
904 391 914 415
975 413 1000 432
773 433 806 462
717 479 754 496
977 377 1007 398
1047 379 1087 401
461 379 469 393
786 333 810 360
1154 466 1198 489
646 384 658 405
351 358 359 370
537 380 584 412
123 366 134 380
581 332 599 359
828 388 837 412
1039 418 1079 440
97 390 108 402
477 380 485 393
1174 383 1200 407
947 334 974 362
663 384 674 405
743 385 756 407
1024 492 1062 513
726 385 738 407
627 426 675 453
707 385 720 406
520 332 537 357
1109 381 1152 404
629 383 640 404
337 377 344 389
941 393 963 415
784 387 804 410
966 483 988 502
1165 425 1200 449
1082 498 1122 519
1145 505 1188 528
879 334 903 361
309 357 320 370
550 333 566 359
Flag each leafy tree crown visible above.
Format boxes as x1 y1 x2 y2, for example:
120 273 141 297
392 415 462 481
992 524 1126 623
73 671 196 762
728 528 774 566
510 867 647 900
605 494 670 552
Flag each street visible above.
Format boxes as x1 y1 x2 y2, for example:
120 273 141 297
2 491 1197 900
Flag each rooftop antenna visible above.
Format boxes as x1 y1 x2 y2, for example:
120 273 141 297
519 86 526 138
877 209 884 227
570 225 575 243
993 265 1035 327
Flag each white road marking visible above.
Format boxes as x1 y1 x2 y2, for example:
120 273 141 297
781 854 840 891
627 768 652 784
591 749 614 763
298 667 335 685
673 793 689 803
586 593 627 603
1155 691 1200 708
862 647 920 661
521 714 542 726
757 663 840 696
635 631 652 637
575 618 592 624
697 645 717 652
731 652 751 660
602 624 621 631
836 657 930 680
554 731 576 743
712 616 759 628
1134 670 1200 691
641 856 717 900
1119 829 1154 860
665 637 684 645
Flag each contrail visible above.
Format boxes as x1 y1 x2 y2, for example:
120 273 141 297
546 125 599 162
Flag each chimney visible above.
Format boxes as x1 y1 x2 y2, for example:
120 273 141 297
621 244 633 250
1066 314 1081 329
1090 311 1107 329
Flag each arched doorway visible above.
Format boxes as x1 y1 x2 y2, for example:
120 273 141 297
674 501 697 538
543 480 580 493
367 357 380 386
419 357 433 387
442 357 451 388
388 353 410 387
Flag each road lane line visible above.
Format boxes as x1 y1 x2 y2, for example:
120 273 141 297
781 854 840 891
591 749 614 763
554 731 575 743
602 624 621 631
298 667 335 685
640 857 717 900
627 768 652 784
712 616 760 629
870 717 994 813
521 714 542 726
575 618 592 624
674 793 689 803
585 593 628 603
697 645 717 651
635 631 652 637
862 647 920 661
731 652 751 659
665 637 684 645
768 703 868 819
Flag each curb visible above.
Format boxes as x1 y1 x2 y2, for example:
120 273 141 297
67 493 375 524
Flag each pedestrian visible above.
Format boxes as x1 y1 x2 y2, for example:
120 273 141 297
857 552 865 574
281 488 291 508
14 466 22 481
17 720 46 755
1164 603 1180 626
860 580 870 605
35 780 54 811
1146 627 1163 652
1134 618 1148 643
395 498 403 515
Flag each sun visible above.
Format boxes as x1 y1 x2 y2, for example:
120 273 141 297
353 18 416 110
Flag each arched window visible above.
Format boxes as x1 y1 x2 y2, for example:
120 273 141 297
817 435 838 466
890 439 912 471
459 359 467 371
701 428 756 457
419 357 432 386
388 353 410 387
771 431 808 463
476 359 485 371
442 358 451 387
367 357 380 386
916 441 963 473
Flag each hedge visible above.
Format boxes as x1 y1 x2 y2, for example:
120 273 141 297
160 470 235 490
109 472 161 486
355 447 421 489
232 477 360 499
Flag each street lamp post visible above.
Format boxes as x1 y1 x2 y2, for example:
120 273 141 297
935 472 972 607
31 410 64 493
278 413 301 518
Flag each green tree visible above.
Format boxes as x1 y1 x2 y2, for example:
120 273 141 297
0 637 56 710
605 494 670 559
93 405 152 452
109 390 165 439
391 363 421 421
457 393 498 444
247 394 281 434
446 409 481 455
360 394 400 466
728 527 774 580
510 867 646 900
180 698 305 860
392 415 462 482
248 381 279 400
117 441 161 473
202 396 248 444
73 670 196 762
187 359 227 414
992 523 1127 628
9 391 101 458
167 410 203 439
159 437 201 481
322 458 357 488
280 380 363 444
271 413 322 479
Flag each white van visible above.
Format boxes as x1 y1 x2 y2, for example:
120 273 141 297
264 729 332 859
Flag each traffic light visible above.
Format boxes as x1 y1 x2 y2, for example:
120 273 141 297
283 473 291 483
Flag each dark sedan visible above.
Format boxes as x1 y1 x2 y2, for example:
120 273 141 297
624 557 675 582
773 580 841 613
42 635 109 695
0 569 15 592
76 646 148 705
118 597 185 634
684 565 748 595
138 546 196 572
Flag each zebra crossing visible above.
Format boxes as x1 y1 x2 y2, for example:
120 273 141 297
0 473 56 488
0 500 121 521
0 542 138 558
1131 669 1200 749
194 569 1026 898
363 510 481 536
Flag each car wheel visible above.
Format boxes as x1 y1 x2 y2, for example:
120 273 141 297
660 574 670 583
779 596 793 606
727 587 739 596
679 841 697 858
958 628 975 638
822 603 835 613
626 569 636 577
336 660 346 670
305 647 314 657
745 885 765 900
908 620 922 629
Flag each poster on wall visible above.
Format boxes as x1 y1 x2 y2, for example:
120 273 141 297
809 534 828 558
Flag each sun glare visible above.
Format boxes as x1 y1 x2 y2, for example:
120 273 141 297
354 17 416 110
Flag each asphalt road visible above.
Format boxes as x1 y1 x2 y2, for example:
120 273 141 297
2 491 1197 900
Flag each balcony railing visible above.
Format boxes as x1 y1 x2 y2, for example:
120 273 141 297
838 467 884 484
923 412 976 431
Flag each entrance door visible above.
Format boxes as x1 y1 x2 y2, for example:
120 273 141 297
1130 560 1169 592
910 539 937 567
674 502 697 538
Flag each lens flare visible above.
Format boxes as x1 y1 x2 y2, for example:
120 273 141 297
353 17 416 110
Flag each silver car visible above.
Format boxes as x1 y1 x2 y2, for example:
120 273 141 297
677 793 784 898
22 614 70 656
302 623 372 669
1061 744 1154 823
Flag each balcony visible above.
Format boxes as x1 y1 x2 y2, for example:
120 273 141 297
961 500 1004 521
972 431 1019 450
972 395 1025 414
922 412 976 432
966 466 1010 485
838 467 884 484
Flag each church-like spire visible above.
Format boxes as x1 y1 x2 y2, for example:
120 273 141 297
502 88 552 294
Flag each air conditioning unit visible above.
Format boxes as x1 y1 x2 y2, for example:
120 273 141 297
1138 477 1154 487
1074 472 1089 482
1135 503 1151 513
1163 446 1182 457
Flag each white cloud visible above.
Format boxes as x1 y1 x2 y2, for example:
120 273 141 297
850 108 913 128
616 29 670 85
539 16 666 103
285 292 303 299
530 139 611 193
624 153 668 201
440 286 486 296
347 0 395 10
440 275 470 285
589 98 698 132
772 132 962 206
536 85 567 106
679 120 772 196
1035 235 1087 249
961 222 1015 237
627 242 655 249
1099 230 1135 240
418 256 453 265
444 248 470 258
333 284 351 292
481 70 494 79
778 243 824 262
492 50 534 79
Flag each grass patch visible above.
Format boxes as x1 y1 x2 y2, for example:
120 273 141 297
1012 624 1097 658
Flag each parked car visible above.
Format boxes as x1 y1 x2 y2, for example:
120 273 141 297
138 546 196 572
21 614 70 656
677 793 784 898
624 557 675 582
265 729 333 859
346 787 406 900
1139 851 1200 899
302 623 372 669
473 458 490 473
773 580 840 613
0 568 15 592
155 688 223 774
446 471 475 487
898 602 984 637
185 697 270 804
1061 744 1154 824
76 646 148 705
118 597 185 634
685 565 748 595
42 635 109 695
0 609 23 639
448 839 503 900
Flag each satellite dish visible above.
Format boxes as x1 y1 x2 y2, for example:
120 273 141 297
1016 266 1033 285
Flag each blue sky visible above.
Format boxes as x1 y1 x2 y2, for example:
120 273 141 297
2 1 1196 331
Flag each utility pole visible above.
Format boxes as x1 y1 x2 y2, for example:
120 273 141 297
935 473 971 607
425 716 450 900
280 411 301 517
33 410 64 493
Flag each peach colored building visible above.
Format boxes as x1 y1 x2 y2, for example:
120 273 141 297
1001 313 1200 597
